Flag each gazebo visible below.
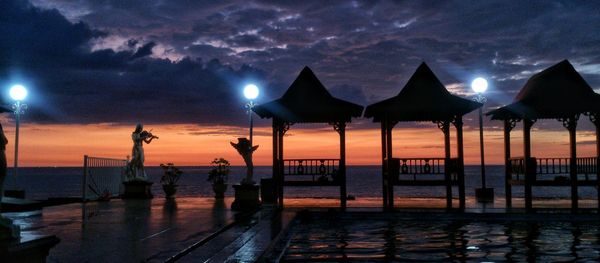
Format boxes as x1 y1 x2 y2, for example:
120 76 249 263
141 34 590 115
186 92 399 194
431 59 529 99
253 66 363 209
488 60 600 211
364 62 481 210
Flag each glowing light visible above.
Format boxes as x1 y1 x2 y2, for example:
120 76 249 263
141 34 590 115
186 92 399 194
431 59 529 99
471 77 488 93
9 84 28 101
243 84 259 100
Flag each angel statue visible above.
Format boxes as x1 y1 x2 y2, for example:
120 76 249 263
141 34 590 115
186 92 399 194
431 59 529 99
127 123 158 181
230 138 258 185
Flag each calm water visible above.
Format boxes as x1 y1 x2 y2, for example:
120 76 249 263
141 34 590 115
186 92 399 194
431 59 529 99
4 165 599 200
285 214 600 262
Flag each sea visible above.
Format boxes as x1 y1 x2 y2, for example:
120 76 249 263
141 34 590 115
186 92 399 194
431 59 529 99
4 165 599 200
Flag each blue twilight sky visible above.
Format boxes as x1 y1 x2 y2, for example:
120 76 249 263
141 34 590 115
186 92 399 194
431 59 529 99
1 0 600 129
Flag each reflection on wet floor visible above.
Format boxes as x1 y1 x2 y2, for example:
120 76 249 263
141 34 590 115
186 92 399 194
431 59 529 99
4 197 236 262
5 197 600 262
284 214 600 262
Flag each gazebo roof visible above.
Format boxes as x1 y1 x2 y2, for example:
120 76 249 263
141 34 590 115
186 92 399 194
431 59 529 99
488 60 600 120
364 62 481 122
253 66 364 123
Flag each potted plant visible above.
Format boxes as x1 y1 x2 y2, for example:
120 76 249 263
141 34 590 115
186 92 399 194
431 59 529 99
160 163 182 198
208 158 230 198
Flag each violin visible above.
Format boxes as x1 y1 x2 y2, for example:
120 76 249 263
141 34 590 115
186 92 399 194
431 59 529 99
140 130 159 140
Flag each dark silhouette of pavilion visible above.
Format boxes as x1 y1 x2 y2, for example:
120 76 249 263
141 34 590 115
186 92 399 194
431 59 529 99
253 66 363 209
488 60 600 211
365 62 481 210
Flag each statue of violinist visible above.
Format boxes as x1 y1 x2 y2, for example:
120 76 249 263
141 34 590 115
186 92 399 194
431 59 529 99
127 123 158 181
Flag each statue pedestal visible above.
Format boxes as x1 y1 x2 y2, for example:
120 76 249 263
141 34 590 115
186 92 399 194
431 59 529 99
231 184 261 211
122 181 153 199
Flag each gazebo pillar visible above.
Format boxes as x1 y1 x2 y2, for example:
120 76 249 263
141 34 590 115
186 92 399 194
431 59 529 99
590 113 600 210
277 122 287 208
523 118 534 212
503 119 516 208
437 121 452 208
334 122 347 210
562 115 579 211
381 121 388 208
272 121 279 205
385 119 395 210
597 117 600 211
453 117 465 210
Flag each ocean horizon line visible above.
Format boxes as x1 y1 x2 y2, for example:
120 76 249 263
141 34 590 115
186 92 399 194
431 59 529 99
10 164 508 169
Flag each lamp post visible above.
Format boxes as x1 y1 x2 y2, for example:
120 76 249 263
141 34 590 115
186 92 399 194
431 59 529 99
471 77 493 202
230 83 262 211
243 84 259 176
9 84 27 195
244 84 259 148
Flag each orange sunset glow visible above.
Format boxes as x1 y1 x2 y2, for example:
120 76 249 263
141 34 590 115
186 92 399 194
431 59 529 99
4 120 598 167
5 1 600 262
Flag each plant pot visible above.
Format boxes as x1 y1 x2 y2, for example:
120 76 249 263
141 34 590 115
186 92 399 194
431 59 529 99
163 184 177 198
212 183 228 198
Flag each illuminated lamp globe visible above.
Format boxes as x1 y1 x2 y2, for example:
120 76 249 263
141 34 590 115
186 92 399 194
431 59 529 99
471 77 488 94
10 84 28 101
243 84 259 100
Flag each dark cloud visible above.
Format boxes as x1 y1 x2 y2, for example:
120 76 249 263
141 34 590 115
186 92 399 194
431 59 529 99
0 1 103 68
5 0 600 130
0 0 268 125
329 84 368 106
130 42 156 60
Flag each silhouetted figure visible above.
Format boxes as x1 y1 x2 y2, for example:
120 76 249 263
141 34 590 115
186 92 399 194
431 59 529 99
230 138 258 185
128 123 158 181
0 123 19 240
0 123 8 210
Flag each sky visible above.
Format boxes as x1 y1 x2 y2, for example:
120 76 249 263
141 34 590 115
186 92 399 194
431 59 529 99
1 0 600 166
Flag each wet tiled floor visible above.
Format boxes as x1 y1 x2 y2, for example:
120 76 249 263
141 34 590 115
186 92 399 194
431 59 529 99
3 196 600 262
282 211 600 262
283 196 600 212
4 197 236 262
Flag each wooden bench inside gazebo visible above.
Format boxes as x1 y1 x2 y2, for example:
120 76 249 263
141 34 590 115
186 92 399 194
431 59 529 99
364 62 481 210
253 66 363 209
488 60 600 212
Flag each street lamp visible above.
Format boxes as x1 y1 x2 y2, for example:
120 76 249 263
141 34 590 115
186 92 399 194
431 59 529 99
230 84 261 210
9 84 28 191
243 84 259 147
471 77 493 202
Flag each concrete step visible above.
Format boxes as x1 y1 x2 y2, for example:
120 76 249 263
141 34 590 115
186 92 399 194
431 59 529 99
1 197 42 212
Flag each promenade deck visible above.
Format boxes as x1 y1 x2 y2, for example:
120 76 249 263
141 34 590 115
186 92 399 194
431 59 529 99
3 196 600 262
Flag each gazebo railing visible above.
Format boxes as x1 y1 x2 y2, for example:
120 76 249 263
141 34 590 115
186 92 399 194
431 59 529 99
509 157 598 181
282 159 340 183
388 157 458 182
